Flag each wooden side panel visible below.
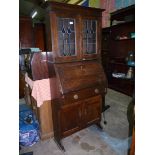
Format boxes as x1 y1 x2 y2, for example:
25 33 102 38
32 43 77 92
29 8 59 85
24 86 54 140
38 100 54 140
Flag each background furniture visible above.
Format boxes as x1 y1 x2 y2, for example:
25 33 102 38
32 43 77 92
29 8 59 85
19 16 34 49
19 17 46 98
19 16 34 98
101 5 135 96
43 1 107 150
33 23 46 51
21 52 55 140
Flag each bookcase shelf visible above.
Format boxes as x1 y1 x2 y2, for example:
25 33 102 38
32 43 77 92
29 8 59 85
101 5 135 96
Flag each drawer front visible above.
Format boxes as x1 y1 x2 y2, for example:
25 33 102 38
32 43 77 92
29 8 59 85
62 86 104 105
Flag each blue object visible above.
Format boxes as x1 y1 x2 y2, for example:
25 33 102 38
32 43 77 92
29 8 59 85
127 61 135 67
30 48 40 52
19 104 40 146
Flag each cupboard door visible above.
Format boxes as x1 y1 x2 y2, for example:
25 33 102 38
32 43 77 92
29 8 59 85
84 95 102 126
81 17 101 60
60 102 82 137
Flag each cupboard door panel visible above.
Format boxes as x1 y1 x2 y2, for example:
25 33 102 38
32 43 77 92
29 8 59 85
84 95 102 126
60 102 82 137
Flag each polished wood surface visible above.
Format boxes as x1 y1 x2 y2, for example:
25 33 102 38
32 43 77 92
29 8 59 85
60 101 82 137
19 72 25 99
34 23 46 51
21 1 106 146
25 85 54 140
38 100 54 140
19 16 34 48
21 52 55 80
129 127 135 155
30 52 52 80
54 61 106 94
43 2 106 150
44 1 104 63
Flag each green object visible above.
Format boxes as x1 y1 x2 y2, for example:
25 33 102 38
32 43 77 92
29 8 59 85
130 32 135 38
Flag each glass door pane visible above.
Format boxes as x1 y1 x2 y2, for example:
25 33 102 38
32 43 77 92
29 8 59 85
58 18 76 56
82 20 97 54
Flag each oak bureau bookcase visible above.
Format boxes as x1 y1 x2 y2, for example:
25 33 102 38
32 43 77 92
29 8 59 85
42 1 107 150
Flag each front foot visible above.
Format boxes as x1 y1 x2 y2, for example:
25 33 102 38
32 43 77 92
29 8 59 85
96 122 103 130
54 138 65 152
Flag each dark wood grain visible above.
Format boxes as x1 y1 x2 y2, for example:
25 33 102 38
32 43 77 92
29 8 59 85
34 23 46 51
44 1 104 63
19 16 34 48
42 2 107 150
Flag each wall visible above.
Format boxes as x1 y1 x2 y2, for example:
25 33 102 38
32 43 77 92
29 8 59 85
115 0 135 10
100 0 115 28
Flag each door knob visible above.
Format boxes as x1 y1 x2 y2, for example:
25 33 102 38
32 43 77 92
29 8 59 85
73 94 78 100
95 88 99 94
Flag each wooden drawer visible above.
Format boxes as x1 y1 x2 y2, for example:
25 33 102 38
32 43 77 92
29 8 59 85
61 86 104 105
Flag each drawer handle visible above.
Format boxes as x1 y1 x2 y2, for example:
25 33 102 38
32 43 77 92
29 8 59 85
95 88 99 94
73 94 78 100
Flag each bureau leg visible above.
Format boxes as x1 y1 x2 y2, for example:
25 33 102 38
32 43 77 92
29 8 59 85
54 138 65 152
96 122 103 130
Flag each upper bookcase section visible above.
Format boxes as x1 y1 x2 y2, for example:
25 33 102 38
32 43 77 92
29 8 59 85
42 1 105 63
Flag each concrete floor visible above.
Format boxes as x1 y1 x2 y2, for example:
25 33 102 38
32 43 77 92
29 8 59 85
20 89 132 155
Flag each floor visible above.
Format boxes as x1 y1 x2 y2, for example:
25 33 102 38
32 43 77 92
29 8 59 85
20 88 132 155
